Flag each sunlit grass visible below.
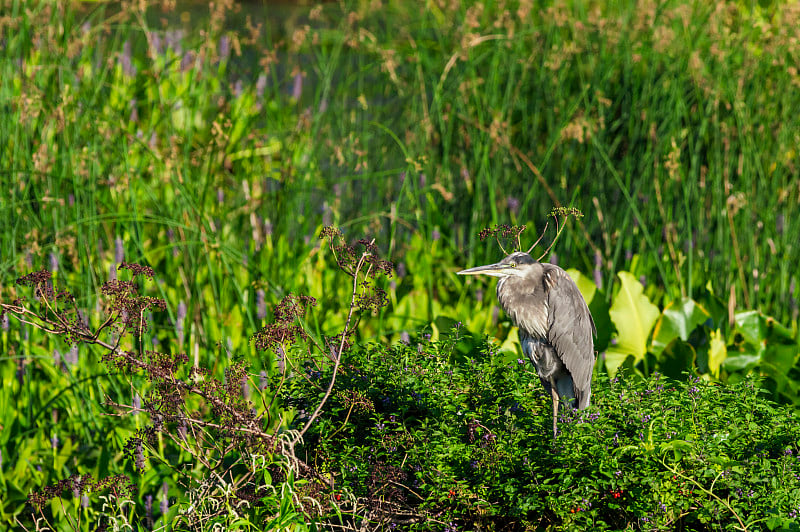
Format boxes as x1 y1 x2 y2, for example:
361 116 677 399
1 0 798 330
1 0 799 528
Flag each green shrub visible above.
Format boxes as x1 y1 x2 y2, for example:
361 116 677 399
285 334 800 530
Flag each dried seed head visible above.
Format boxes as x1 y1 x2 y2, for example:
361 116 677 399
15 269 52 287
118 262 155 279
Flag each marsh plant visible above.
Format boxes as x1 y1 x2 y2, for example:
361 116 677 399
477 206 584 256
2 227 393 530
2 0 800 529
284 341 800 530
2 0 798 328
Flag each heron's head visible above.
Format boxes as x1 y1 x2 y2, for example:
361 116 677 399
457 251 539 279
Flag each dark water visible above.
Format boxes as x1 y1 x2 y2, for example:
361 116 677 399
77 0 318 45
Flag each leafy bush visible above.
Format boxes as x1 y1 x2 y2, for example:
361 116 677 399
0 227 395 530
2 0 799 332
285 333 800 530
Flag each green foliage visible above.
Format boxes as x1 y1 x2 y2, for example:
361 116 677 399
652 299 711 357
285 336 800 530
1 0 799 336
605 272 661 376
1 0 800 529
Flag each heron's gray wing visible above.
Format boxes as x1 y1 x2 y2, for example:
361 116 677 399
543 265 596 407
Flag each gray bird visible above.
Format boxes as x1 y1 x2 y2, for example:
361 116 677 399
458 251 596 438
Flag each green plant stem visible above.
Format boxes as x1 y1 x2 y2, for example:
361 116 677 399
660 459 747 531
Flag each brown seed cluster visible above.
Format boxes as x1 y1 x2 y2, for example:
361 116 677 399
12 270 87 344
355 285 388 313
15 269 55 300
251 294 316 352
15 269 52 287
478 224 527 242
100 270 167 336
28 473 135 509
118 261 155 279
273 294 316 323
320 227 393 279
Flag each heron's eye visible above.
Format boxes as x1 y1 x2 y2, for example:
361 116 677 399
510 262 516 268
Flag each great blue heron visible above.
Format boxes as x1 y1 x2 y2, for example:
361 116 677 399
458 251 596 438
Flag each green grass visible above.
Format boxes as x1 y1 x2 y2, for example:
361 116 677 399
1 0 799 529
1 0 799 329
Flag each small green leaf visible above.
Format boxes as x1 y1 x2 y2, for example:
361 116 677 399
659 439 693 460
723 349 763 373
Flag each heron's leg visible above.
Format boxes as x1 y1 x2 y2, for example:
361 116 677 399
550 379 559 438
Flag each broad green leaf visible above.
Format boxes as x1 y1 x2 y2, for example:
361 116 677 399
765 316 795 342
604 350 632 378
723 347 763 373
566 268 596 303
566 268 611 352
605 272 660 376
734 310 765 346
762 344 800 394
766 517 796 531
659 439 694 460
651 298 710 355
708 329 727 377
724 310 774 375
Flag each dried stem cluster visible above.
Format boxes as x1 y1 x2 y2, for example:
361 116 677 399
2 226 392 529
478 207 584 258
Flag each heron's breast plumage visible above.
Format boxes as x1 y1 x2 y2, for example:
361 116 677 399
497 276 549 339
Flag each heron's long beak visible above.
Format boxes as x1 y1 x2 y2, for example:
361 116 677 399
457 262 511 278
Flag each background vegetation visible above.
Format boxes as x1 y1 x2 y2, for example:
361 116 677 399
1 0 798 529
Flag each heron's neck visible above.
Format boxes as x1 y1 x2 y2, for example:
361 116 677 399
496 275 526 312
